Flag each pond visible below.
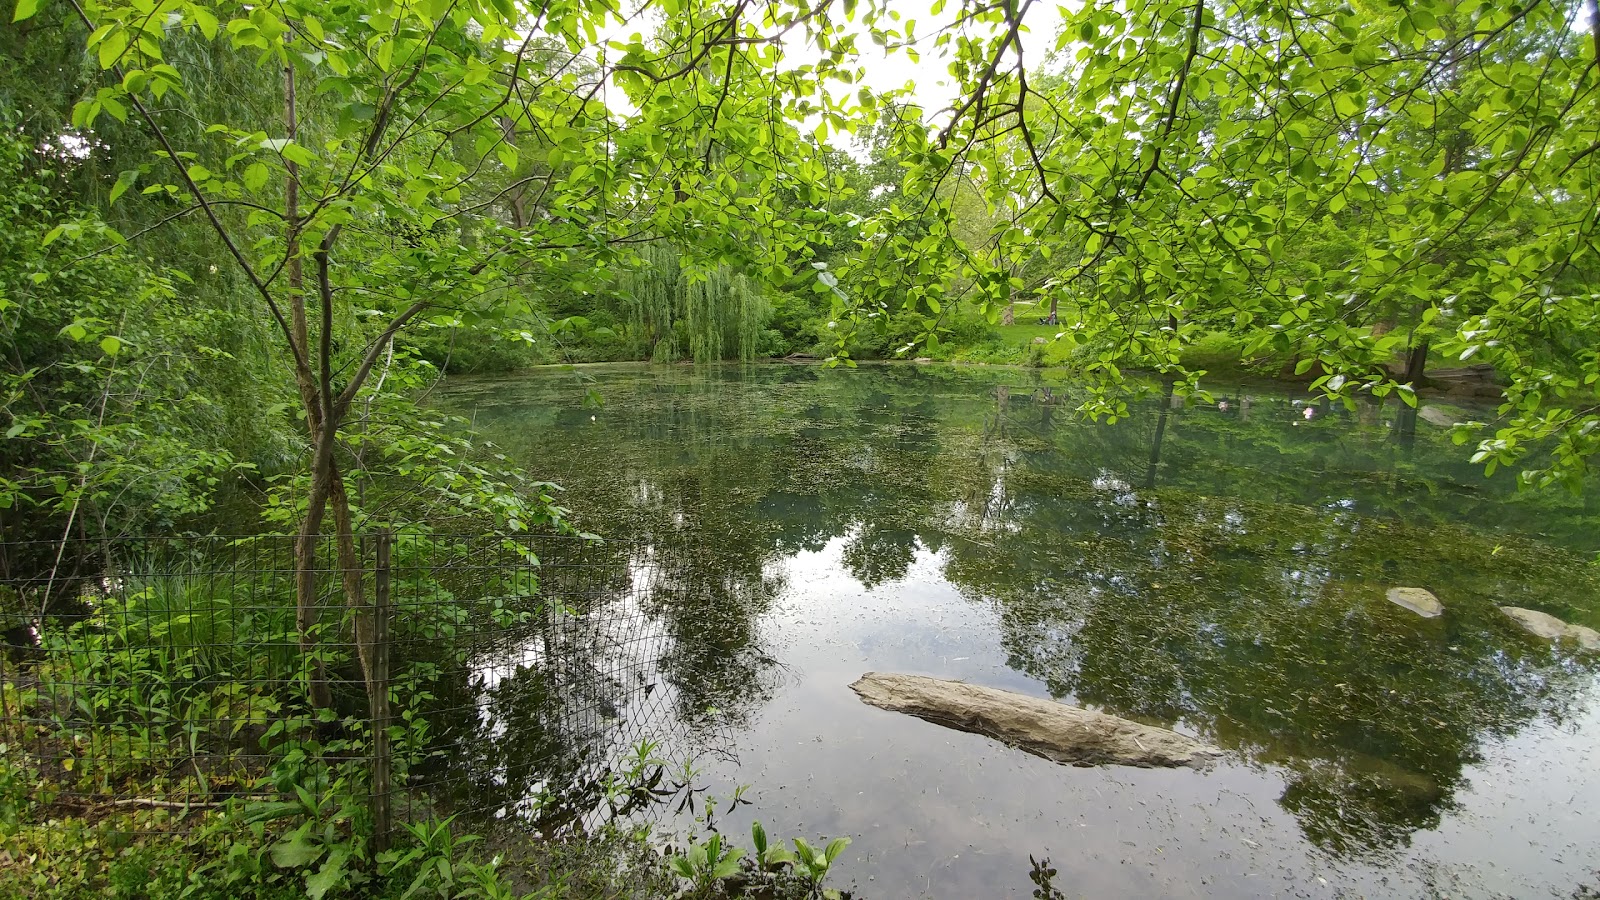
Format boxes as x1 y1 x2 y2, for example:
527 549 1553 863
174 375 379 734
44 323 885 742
438 362 1600 899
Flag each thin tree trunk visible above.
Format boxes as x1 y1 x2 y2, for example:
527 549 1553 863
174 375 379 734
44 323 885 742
284 59 337 709
329 468 374 686
295 424 337 711
1146 379 1175 489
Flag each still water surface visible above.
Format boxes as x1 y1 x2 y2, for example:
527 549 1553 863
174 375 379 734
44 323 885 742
439 363 1600 899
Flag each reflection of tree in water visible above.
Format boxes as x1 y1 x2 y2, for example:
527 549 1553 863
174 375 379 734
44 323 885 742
451 366 1600 857
433 544 684 834
945 478 1599 858
599 453 793 732
640 540 785 732
841 523 920 588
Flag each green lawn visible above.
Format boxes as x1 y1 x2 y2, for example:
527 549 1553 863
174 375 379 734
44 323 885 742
994 321 1074 345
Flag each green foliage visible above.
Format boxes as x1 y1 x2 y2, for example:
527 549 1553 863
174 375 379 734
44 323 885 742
0 124 255 538
665 825 853 899
668 832 745 894
382 818 521 900
616 243 774 364
0 756 531 900
9 0 890 546
0 534 568 900
36 585 295 786
834 0 1600 486
789 836 850 889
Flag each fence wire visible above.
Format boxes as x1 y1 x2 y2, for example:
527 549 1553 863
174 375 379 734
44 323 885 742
0 532 719 839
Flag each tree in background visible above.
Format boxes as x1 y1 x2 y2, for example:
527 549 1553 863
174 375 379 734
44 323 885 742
9 0 875 702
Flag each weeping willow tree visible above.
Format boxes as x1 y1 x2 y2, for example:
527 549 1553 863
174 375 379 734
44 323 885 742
620 242 769 363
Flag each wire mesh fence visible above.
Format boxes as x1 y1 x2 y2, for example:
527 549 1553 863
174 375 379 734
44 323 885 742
0 531 714 842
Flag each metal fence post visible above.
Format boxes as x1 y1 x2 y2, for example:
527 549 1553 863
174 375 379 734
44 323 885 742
370 529 394 852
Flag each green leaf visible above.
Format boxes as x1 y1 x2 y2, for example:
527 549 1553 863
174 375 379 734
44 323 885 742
243 162 270 192
12 0 40 21
711 850 744 880
280 143 314 166
98 335 122 356
304 849 348 900
496 143 519 172
109 169 138 205
270 833 324 869
191 6 218 39
97 29 129 70
793 837 816 864
823 836 851 864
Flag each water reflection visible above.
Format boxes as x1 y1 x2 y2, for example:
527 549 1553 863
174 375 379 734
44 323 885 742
439 363 1600 893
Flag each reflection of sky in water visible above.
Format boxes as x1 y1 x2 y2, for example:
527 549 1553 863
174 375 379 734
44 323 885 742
440 364 1600 899
695 539 1600 899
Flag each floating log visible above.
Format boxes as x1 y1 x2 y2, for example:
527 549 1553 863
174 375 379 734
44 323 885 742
849 672 1220 769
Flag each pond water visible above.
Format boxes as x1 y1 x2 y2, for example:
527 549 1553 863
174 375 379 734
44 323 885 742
438 363 1600 899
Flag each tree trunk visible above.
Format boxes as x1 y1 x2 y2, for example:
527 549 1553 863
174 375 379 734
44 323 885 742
283 60 337 711
329 468 374 689
295 424 337 711
1404 339 1429 386
283 59 374 710
1146 380 1175 489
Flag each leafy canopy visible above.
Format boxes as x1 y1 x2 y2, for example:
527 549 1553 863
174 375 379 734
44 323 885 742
12 0 1600 496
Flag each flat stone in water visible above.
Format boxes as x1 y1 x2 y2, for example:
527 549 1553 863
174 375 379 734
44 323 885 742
1417 405 1457 427
1387 586 1443 618
1501 606 1600 651
849 672 1220 769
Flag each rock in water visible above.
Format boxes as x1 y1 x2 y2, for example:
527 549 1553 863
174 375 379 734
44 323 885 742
1417 405 1457 428
1386 587 1443 618
1500 607 1600 651
848 672 1220 769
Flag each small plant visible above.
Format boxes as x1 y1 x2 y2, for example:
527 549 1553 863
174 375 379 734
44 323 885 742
791 835 851 896
744 823 853 900
0 743 36 834
750 821 795 871
250 778 370 900
668 832 744 895
1029 854 1067 900
386 816 481 900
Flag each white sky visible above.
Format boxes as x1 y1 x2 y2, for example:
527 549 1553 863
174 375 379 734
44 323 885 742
842 0 1066 119
591 0 1068 134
